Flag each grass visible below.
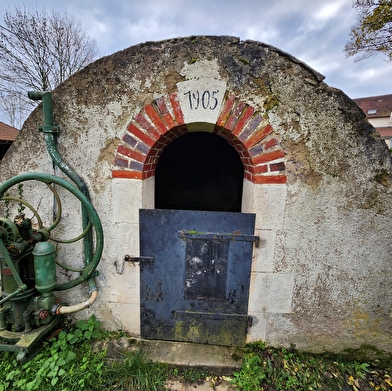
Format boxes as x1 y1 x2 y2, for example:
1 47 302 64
231 342 392 391
0 316 391 391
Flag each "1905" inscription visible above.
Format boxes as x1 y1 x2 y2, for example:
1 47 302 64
184 90 220 110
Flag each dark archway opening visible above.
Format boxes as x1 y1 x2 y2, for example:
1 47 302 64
155 131 244 212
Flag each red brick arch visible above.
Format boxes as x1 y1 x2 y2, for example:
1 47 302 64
112 92 286 184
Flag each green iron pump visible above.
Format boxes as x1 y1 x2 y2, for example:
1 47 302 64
0 91 104 361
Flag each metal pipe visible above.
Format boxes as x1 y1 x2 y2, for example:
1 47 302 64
28 91 93 265
28 91 99 303
28 91 54 132
0 285 27 306
55 290 98 315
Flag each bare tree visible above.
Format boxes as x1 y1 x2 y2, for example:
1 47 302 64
0 5 100 128
345 0 392 62
0 92 27 129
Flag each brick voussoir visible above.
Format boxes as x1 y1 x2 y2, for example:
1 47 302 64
127 123 155 148
117 144 146 162
217 94 236 126
135 112 161 140
232 105 255 136
225 100 246 131
169 92 185 125
237 114 264 143
112 170 143 179
145 104 169 134
252 149 285 165
244 124 273 149
253 174 287 184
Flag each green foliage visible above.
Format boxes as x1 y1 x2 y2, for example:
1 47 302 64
232 353 266 391
345 0 392 61
4 192 10 219
101 349 168 391
1 323 391 391
0 315 168 391
342 344 392 370
171 367 211 384
17 183 25 214
74 314 102 340
231 342 378 391
236 56 250 65
0 315 103 391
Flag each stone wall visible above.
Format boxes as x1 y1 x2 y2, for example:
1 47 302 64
1 36 391 352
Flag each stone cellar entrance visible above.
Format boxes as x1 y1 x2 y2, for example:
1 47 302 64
140 129 257 347
112 82 288 347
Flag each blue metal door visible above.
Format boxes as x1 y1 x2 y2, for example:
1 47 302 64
139 209 258 347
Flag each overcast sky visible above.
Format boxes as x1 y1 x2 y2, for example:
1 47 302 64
1 0 391 102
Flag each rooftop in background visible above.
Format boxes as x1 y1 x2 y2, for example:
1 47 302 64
353 94 392 148
0 122 19 159
0 122 19 142
353 94 392 119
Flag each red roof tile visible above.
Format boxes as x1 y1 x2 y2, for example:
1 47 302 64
376 127 392 137
353 94 392 118
0 122 19 141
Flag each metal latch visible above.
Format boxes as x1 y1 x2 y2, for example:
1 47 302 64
123 255 155 265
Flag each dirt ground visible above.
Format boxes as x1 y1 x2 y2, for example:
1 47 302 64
166 377 236 391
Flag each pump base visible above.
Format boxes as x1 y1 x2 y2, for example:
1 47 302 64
0 318 59 362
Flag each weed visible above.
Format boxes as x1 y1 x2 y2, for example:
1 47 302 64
0 315 103 391
236 56 250 65
0 315 168 391
171 367 211 384
17 183 25 214
1 323 391 391
102 349 168 391
4 192 10 218
231 342 388 391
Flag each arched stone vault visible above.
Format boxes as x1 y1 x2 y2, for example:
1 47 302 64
1 36 391 353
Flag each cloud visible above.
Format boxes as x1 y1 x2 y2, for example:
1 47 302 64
0 0 390 101
315 1 345 21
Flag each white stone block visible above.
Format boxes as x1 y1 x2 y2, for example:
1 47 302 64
246 312 269 343
251 230 277 273
253 185 287 230
177 79 227 126
248 273 294 314
142 176 155 209
108 263 140 305
111 222 139 256
241 178 254 213
109 302 141 337
112 178 143 223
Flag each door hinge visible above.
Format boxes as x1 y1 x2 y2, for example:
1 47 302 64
247 316 253 329
178 230 260 246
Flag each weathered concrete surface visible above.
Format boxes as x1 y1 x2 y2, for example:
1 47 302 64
92 338 237 389
142 340 241 375
93 337 241 375
0 36 391 354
